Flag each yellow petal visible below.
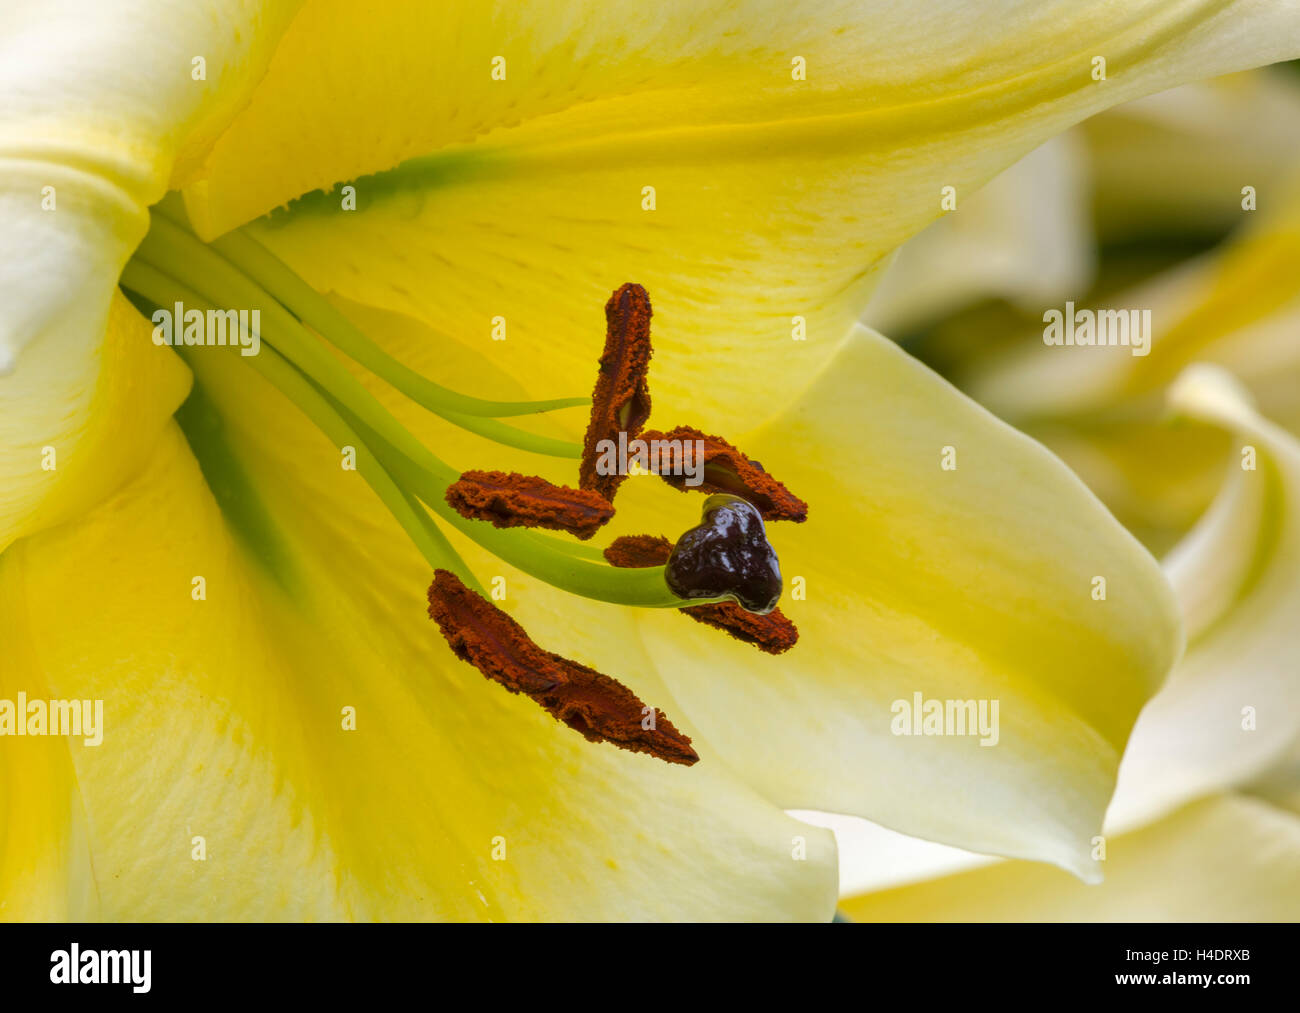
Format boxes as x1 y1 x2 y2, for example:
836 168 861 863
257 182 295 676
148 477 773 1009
618 326 1182 880
188 0 1300 236
0 602 97 920
0 291 190 555
0 1 299 366
182 0 1300 432
0 330 836 921
0 2 300 544
841 794 1300 921
1107 365 1300 829
832 367 1300 910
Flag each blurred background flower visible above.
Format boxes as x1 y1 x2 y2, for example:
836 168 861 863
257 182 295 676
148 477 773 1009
809 65 1300 920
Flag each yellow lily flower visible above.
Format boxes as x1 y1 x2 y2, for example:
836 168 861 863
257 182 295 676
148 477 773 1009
3 1 1297 921
841 366 1300 921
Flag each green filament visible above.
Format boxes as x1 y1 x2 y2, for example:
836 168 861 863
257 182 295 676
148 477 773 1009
152 194 590 420
138 214 581 459
120 247 698 609
121 260 481 593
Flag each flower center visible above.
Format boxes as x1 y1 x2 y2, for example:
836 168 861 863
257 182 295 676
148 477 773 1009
119 194 808 763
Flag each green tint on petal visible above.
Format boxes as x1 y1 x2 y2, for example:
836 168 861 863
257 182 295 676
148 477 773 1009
0 1 299 549
187 0 1300 237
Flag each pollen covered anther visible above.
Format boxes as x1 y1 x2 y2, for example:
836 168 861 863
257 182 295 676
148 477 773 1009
605 535 799 654
446 470 614 540
428 569 698 766
604 534 680 570
639 426 808 522
580 283 654 503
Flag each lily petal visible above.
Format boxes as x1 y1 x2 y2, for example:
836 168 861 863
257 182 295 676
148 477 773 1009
0 291 189 554
0 601 97 920
617 325 1182 880
830 367 1300 909
1107 365 1300 829
0 0 298 365
841 793 1300 921
0 1 300 545
183 0 1300 432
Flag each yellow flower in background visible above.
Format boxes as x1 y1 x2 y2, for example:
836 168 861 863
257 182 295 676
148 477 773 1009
1082 69 1300 244
841 367 1300 921
965 168 1300 553
2 1 1299 921
863 134 1096 337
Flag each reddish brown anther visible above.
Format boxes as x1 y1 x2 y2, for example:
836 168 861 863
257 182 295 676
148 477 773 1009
428 569 699 766
602 534 677 569
446 470 614 540
604 535 800 655
637 426 808 522
579 283 654 503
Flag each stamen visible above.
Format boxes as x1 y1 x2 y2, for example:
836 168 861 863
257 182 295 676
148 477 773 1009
121 257 683 607
428 570 698 765
580 283 654 503
664 494 784 615
605 535 799 654
603 534 679 569
138 213 583 460
446 470 615 540
641 426 808 522
120 261 481 590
